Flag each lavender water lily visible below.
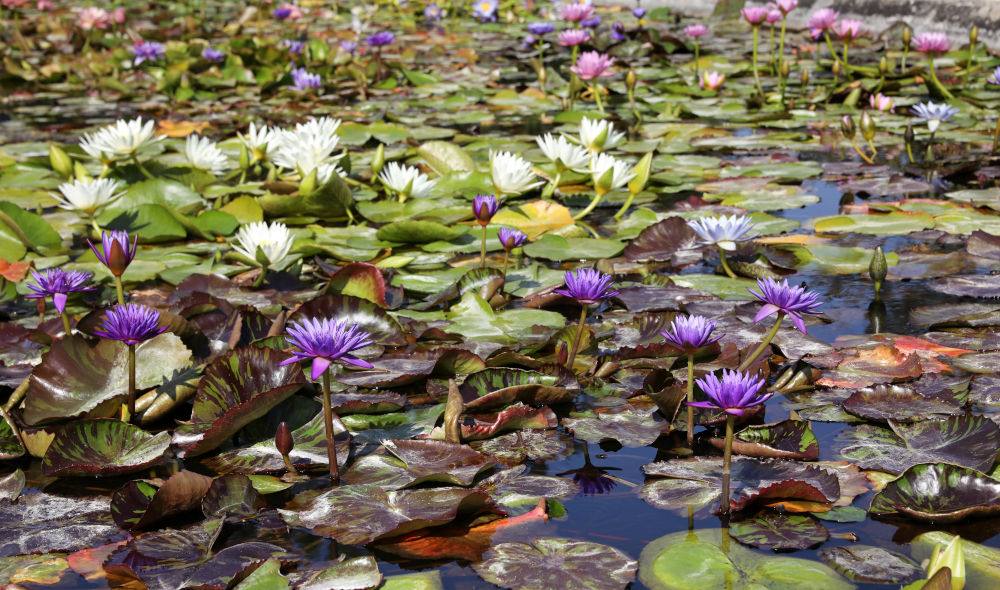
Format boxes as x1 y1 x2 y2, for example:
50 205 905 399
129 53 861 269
660 314 722 446
93 303 168 423
555 268 619 369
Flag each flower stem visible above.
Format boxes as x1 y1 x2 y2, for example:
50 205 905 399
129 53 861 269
126 343 136 424
824 33 840 71
694 40 700 82
720 414 735 515
842 42 851 81
751 26 764 97
717 245 737 279
686 353 695 447
613 190 636 220
501 251 510 284
131 154 154 180
60 311 72 337
252 265 268 288
768 24 775 68
738 311 784 371
322 368 339 483
964 41 975 87
114 276 125 306
573 188 606 220
592 82 604 114
849 138 875 164
926 54 954 99
480 226 488 269
778 16 787 63
566 305 588 371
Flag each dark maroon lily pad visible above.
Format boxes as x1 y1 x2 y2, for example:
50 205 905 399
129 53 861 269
41 419 170 477
835 415 1000 474
329 391 407 414
172 345 306 457
337 349 486 388
341 439 494 490
103 518 297 590
474 465 579 507
869 462 1000 522
110 470 214 530
0 469 24 502
202 410 348 475
279 485 495 545
473 537 637 590
643 457 841 513
819 545 922 584
288 294 405 346
201 474 267 519
424 403 558 441
729 512 829 550
929 274 1000 298
470 429 575 466
605 313 697 360
0 493 127 558
910 303 1000 329
842 384 962 422
624 216 699 264
562 409 664 448
460 367 579 411
294 556 383 590
709 419 819 460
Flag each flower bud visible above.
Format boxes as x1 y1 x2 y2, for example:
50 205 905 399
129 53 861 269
555 340 568 367
970 25 978 45
879 56 888 76
107 239 130 277
49 144 73 179
926 536 965 590
276 421 294 456
238 143 250 170
860 110 876 142
594 165 615 196
832 59 841 78
370 143 385 177
902 26 911 48
628 152 653 196
73 161 91 181
841 114 856 139
298 166 318 197
800 68 809 87
869 245 887 294
626 67 637 92
780 59 790 79
904 122 915 144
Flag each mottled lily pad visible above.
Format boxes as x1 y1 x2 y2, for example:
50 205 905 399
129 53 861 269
473 537 637 590
475 465 579 507
342 439 494 490
562 409 664 448
709 419 819 460
110 470 214 530
0 494 127 558
869 462 1000 522
296 556 382 590
471 429 575 466
460 368 579 411
41 419 171 477
0 469 24 502
729 513 829 550
819 545 921 584
842 384 962 422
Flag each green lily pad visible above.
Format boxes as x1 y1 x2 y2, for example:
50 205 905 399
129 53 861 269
42 418 171 477
376 220 462 244
473 537 637 590
522 234 626 261
729 513 829 550
460 367 579 411
912 531 1000 589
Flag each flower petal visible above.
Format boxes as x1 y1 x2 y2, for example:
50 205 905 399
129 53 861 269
310 357 333 381
753 303 781 324
52 292 68 314
788 312 808 333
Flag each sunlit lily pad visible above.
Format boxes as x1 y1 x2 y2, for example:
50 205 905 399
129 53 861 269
729 513 829 550
473 537 637 590
842 384 962 422
295 556 382 590
819 545 921 584
869 462 1000 522
0 494 127 558
475 465 579 507
460 367 579 410
470 429 575 465
708 419 819 460
342 439 494 490
42 419 171 477
562 409 664 448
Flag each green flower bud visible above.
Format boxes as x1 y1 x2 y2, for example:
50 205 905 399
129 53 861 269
238 143 250 170
970 25 978 45
780 59 790 78
869 245 887 295
902 26 911 48
73 161 91 181
298 167 318 197
626 67 637 91
48 144 73 179
370 143 385 177
841 114 856 139
800 68 809 87
860 110 876 142
628 152 653 195
879 56 888 75
904 122 915 144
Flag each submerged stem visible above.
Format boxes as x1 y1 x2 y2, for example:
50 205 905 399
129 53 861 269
686 354 695 447
738 312 784 371
720 414 735 515
322 369 339 483
566 305 588 371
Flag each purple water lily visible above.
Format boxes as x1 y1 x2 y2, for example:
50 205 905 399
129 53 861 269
631 7 646 18
89 230 137 278
291 67 321 90
498 227 527 252
660 314 721 355
555 268 619 305
748 277 823 333
93 303 167 345
24 268 94 314
131 40 166 65
202 46 224 62
282 39 305 54
473 194 499 226
689 369 769 416
527 22 555 35
280 317 374 380
366 31 395 47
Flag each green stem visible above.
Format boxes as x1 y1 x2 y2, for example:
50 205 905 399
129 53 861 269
926 54 954 99
849 138 875 164
751 26 764 97
132 154 154 180
592 82 603 114
720 414 735 515
322 369 339 482
60 311 72 336
738 312 784 371
252 266 268 288
114 276 125 306
480 226 488 269
824 32 840 70
686 354 695 447
573 188 606 220
992 115 1000 153
842 42 851 81
768 24 775 68
127 343 136 423
778 15 787 63
566 305 588 371
501 251 510 283
613 190 637 220
717 245 737 279
906 137 915 163
694 40 700 82
965 41 975 87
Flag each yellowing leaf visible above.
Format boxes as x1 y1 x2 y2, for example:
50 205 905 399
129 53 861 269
157 120 210 138
492 200 573 240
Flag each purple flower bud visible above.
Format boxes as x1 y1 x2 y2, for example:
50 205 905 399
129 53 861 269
88 230 137 278
473 194 499 226
201 46 224 62
498 227 527 251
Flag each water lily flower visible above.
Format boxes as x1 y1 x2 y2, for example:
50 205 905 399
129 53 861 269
580 15 601 28
472 0 498 22
662 314 723 445
690 369 769 417
232 221 294 269
280 317 374 379
925 535 965 590
700 70 725 90
765 7 781 23
379 161 436 202
271 3 303 19
24 268 94 320
536 133 591 173
340 40 358 55
631 7 646 19
113 6 125 23
988 66 1000 85
290 67 322 91
610 21 626 41
239 123 277 164
806 7 838 39
869 93 894 112
272 117 344 183
558 29 590 46
834 19 863 41
37 0 52 10
51 177 123 218
912 101 959 134
498 227 527 252
773 0 797 14
555 267 619 305
527 22 555 35
490 150 543 197
201 46 224 62
589 153 634 195
913 32 951 55
687 214 757 251
523 34 537 48
740 6 768 25
131 41 166 65
184 134 229 174
94 303 167 346
424 3 442 20
89 229 137 281
281 39 305 54
472 194 499 226
571 50 614 80
684 24 708 38
76 6 111 29
748 277 823 334
578 116 625 153
558 3 595 22
79 117 164 164
365 31 395 46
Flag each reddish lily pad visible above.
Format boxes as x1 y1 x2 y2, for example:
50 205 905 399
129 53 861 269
842 384 962 422
869 463 1000 523
425 403 558 441
0 494 127 558
729 513 829 551
342 439 494 490
460 367 579 411
624 216 700 264
819 545 922 584
41 419 171 477
562 409 665 448
110 470 214 531
289 294 405 346
324 262 390 307
329 391 407 414
474 465 579 507
470 429 575 466
172 345 306 457
279 485 496 545
835 415 1000 474
817 345 923 389
337 349 486 388
708 419 819 460
473 537 637 590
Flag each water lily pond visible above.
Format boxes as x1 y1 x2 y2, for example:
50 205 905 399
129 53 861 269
3 0 1000 588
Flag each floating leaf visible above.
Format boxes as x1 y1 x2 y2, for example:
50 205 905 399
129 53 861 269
473 537 637 590
110 470 214 530
820 545 921 584
42 419 171 477
460 367 578 411
842 384 962 422
709 419 819 460
624 217 699 263
869 462 1000 522
290 294 405 346
342 439 494 490
376 220 462 244
729 513 829 550
475 465 579 507
296 556 382 590
562 410 664 448
0 494 127 558
491 200 574 240
202 474 268 519
324 262 389 307
0 469 24 502
470 429 575 465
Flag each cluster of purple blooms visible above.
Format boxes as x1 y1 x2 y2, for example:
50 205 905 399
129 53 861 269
291 67 322 91
282 39 305 54
472 0 498 22
131 40 166 65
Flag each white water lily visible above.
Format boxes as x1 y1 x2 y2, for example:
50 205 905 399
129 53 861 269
239 122 277 163
272 117 344 183
687 214 758 251
536 133 591 172
578 116 625 153
79 117 164 162
51 177 124 217
184 134 229 174
589 153 635 195
490 150 544 197
232 221 294 268
379 161 436 201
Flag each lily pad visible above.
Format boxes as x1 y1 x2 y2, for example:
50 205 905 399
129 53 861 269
562 410 664 448
110 470 215 530
0 469 24 502
460 367 579 411
296 556 382 590
819 545 922 584
624 216 699 263
41 419 171 477
470 429 575 465
870 462 1000 522
0 494 127 558
729 513 829 550
342 439 494 490
473 537 637 590
475 465 579 507
842 384 962 422
709 419 819 460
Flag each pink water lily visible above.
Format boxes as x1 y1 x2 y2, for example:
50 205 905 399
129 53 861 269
913 32 951 55
699 70 725 90
834 19 863 42
740 6 768 25
570 51 614 80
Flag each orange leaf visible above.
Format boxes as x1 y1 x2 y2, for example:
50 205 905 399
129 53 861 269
492 200 573 240
156 120 210 138
68 542 128 581
0 258 31 282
